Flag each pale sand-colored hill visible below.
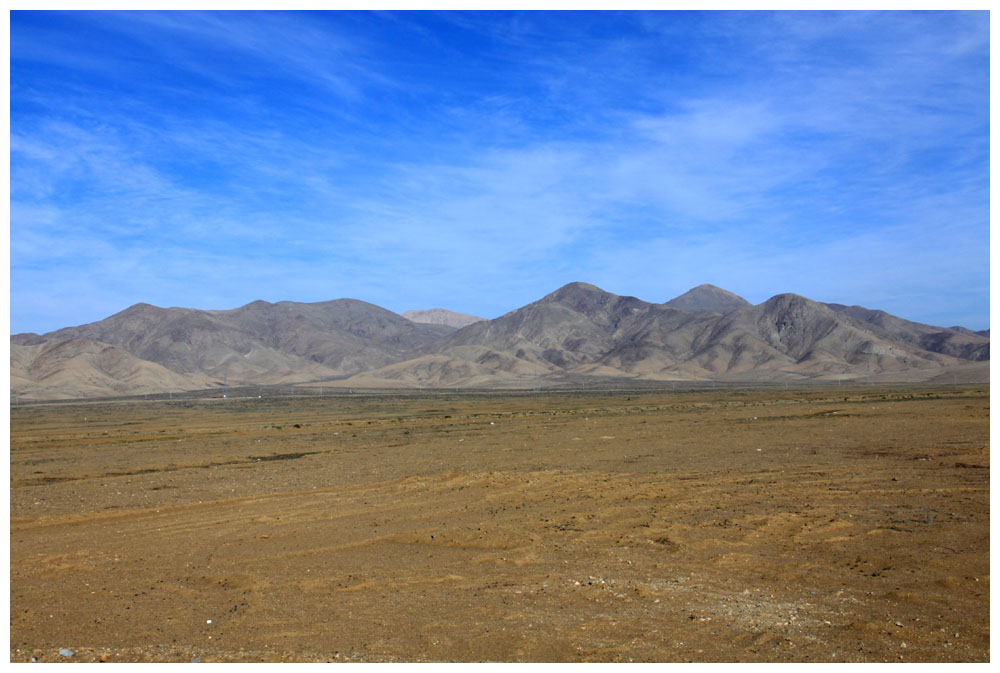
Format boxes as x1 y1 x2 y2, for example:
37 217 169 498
401 308 485 329
11 338 217 400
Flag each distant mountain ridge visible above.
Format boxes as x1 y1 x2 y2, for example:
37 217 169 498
348 283 986 388
13 298 453 399
11 283 989 399
823 303 989 361
401 308 485 329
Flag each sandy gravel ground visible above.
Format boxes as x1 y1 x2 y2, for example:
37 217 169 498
9 385 989 662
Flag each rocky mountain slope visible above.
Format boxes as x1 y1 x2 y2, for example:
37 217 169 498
824 303 989 361
11 283 989 398
13 299 453 398
347 283 985 387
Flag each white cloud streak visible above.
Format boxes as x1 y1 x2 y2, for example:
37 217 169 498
10 11 989 333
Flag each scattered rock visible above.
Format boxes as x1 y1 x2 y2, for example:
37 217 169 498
58 648 74 657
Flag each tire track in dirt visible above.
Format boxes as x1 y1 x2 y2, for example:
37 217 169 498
11 388 989 662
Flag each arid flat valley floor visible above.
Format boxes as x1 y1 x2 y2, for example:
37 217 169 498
10 385 989 662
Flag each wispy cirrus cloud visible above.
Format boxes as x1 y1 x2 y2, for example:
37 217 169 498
10 10 989 333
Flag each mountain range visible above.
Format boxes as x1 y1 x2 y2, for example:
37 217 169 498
11 283 989 399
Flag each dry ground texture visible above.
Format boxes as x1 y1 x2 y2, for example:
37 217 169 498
10 385 989 662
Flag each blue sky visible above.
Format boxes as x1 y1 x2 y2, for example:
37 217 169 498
10 10 990 334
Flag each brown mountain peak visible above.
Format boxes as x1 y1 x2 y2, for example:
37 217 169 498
665 284 752 314
543 281 613 300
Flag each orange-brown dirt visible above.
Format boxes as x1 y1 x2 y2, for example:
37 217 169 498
9 385 989 662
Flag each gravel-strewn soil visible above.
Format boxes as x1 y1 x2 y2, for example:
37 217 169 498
10 386 989 662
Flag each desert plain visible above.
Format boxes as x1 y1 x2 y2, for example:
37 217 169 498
9 384 989 662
